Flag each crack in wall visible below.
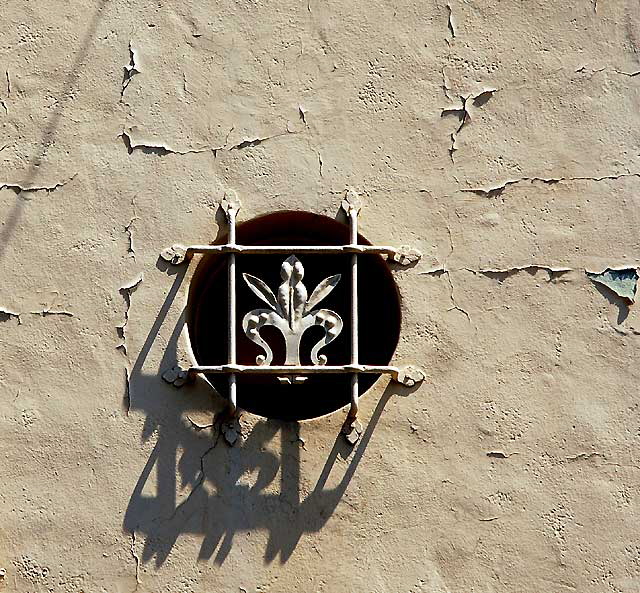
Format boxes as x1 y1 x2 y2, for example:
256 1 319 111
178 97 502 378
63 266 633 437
461 172 640 198
609 323 640 337
129 531 141 591
441 88 497 161
298 104 307 126
123 367 131 415
120 127 295 157
614 68 640 77
446 3 456 40
0 308 78 322
30 309 74 317
419 267 471 320
124 196 138 260
0 307 21 324
121 41 140 101
565 451 604 462
1 70 9 114
421 263 639 335
443 269 471 322
117 274 143 356
472 265 572 282
574 64 640 79
441 67 453 100
166 440 219 521
0 173 77 195
186 416 216 432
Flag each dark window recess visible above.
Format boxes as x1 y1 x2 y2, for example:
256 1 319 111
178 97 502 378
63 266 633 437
187 211 401 421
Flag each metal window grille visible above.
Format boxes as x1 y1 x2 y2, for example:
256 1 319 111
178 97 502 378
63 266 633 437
162 190 425 433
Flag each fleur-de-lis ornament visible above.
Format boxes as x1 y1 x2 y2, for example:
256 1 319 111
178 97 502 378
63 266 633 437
242 256 343 366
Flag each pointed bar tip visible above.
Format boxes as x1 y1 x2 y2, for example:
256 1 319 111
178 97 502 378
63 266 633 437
221 189 241 217
341 187 363 215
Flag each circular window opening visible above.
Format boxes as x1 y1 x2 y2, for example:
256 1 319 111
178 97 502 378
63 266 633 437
186 210 401 421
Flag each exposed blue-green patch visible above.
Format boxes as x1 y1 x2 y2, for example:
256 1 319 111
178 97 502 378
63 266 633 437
586 268 638 303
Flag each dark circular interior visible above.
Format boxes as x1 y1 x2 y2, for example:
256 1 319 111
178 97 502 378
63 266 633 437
186 210 401 421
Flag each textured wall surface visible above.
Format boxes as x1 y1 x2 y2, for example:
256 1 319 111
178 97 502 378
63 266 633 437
1 1 640 591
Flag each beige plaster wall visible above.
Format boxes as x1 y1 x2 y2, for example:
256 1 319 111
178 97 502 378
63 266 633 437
1 0 640 591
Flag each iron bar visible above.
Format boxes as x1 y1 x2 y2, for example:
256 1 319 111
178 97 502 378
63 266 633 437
184 244 399 255
349 206 359 421
227 206 238 414
190 364 400 375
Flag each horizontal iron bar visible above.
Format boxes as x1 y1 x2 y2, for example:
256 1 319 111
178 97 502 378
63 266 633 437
185 244 398 255
190 364 399 375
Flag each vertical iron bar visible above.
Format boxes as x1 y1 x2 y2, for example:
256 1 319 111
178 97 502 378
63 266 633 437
228 208 237 414
349 208 359 420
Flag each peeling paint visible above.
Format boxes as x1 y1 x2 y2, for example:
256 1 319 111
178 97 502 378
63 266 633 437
117 274 143 355
462 173 640 198
185 416 215 432
446 3 456 40
615 69 640 77
418 266 447 276
475 265 572 282
441 67 453 100
441 88 496 160
30 309 74 317
0 307 21 323
129 531 141 588
486 451 511 459
565 451 604 462
120 127 294 157
587 268 638 303
121 41 141 100
123 367 131 415
125 197 137 259
0 174 77 195
0 70 9 114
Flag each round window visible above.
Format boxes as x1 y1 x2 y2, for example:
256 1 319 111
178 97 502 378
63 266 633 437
186 211 401 421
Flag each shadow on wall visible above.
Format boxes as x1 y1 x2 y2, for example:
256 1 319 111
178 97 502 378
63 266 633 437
0 0 111 263
123 261 413 566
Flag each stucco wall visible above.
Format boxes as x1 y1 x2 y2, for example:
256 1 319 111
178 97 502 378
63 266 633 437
1 1 640 591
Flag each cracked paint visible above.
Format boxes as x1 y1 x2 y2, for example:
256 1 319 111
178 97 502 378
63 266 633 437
0 174 77 195
474 265 572 282
120 127 294 156
128 531 141 590
121 41 141 100
117 274 143 356
298 104 307 125
123 367 131 415
441 88 496 160
446 3 456 40
587 268 638 304
461 172 640 198
30 309 74 317
124 197 137 260
0 307 21 323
